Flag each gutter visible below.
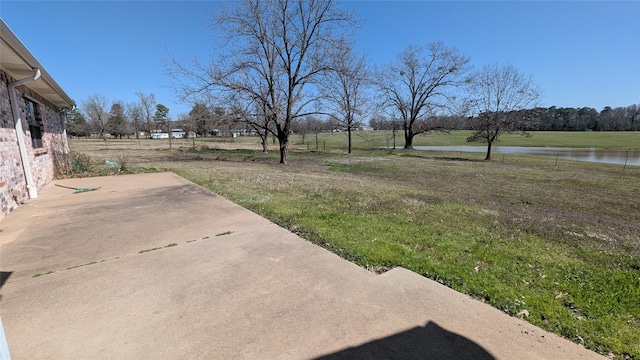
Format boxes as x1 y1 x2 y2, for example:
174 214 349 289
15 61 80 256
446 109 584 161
8 67 41 199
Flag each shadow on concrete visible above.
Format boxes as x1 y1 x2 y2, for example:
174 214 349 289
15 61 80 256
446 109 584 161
314 321 495 360
0 272 11 289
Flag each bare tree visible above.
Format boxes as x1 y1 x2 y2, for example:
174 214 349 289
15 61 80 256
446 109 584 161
126 102 144 139
321 41 369 154
375 42 470 149
82 93 109 142
175 112 197 148
135 92 156 135
291 116 310 144
309 117 328 149
168 0 356 164
369 115 395 130
294 115 326 149
466 63 541 160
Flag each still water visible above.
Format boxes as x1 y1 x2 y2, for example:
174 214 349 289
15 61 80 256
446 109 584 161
411 146 640 167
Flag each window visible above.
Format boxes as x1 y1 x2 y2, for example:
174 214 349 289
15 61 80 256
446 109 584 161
24 99 43 149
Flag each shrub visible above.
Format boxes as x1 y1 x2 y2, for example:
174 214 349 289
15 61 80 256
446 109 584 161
72 152 92 172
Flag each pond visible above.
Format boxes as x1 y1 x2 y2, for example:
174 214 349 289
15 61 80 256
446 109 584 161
410 146 640 167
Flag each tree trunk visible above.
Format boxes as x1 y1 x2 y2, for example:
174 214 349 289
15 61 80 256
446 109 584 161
403 132 414 150
403 122 414 149
260 133 268 153
278 130 289 164
347 126 352 154
485 141 493 160
279 140 288 164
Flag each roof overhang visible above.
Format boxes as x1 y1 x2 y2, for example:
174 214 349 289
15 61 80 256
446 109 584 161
1 18 75 109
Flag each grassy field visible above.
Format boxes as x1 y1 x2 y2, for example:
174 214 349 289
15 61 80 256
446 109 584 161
67 134 639 359
289 130 640 150
77 130 640 152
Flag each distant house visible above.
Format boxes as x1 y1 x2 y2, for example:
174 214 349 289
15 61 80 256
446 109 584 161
171 128 185 139
150 129 169 139
0 19 75 220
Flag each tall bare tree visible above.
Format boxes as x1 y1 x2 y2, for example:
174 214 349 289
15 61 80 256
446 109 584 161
175 112 197 148
126 102 144 139
135 92 156 135
82 93 109 142
168 0 356 164
466 63 541 160
375 42 470 149
321 41 369 154
291 115 311 144
293 115 326 149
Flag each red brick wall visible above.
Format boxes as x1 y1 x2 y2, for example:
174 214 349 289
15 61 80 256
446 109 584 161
0 69 68 220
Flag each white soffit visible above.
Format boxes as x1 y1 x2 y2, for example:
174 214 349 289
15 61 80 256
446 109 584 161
1 19 75 109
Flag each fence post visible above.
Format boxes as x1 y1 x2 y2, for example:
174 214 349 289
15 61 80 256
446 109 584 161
623 151 629 171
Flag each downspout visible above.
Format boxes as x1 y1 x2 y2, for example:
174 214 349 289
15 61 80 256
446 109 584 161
8 67 41 199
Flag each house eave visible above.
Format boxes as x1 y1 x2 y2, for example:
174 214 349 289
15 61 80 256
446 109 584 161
1 18 75 109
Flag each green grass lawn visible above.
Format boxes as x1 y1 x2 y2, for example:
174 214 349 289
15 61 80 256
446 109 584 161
291 130 640 150
68 136 640 359
85 130 640 152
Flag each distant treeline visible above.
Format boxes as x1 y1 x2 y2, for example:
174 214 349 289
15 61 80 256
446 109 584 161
370 104 640 132
516 104 639 131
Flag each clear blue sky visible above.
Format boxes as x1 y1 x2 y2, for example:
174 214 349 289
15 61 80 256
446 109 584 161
2 1 639 118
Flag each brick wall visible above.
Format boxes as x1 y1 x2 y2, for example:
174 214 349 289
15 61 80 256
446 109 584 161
0 69 68 220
